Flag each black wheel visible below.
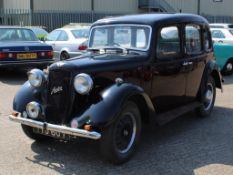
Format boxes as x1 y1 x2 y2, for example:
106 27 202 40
222 61 233 75
60 51 70 60
21 125 50 142
196 76 216 117
100 101 141 164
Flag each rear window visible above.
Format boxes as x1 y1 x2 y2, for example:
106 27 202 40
0 28 38 41
71 29 89 39
31 28 48 35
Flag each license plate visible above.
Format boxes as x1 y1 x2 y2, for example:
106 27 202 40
33 128 76 140
17 53 37 59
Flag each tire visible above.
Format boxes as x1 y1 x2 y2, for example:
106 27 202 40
222 61 233 75
60 51 70 60
196 76 216 117
21 124 50 142
100 101 141 164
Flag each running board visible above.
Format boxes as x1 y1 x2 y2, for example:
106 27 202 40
156 102 201 125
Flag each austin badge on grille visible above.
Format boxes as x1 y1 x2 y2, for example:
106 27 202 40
51 86 63 95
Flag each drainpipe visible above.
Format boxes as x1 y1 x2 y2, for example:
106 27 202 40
197 0 201 15
91 0 94 22
29 0 34 25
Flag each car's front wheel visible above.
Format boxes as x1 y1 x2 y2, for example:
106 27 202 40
222 60 233 75
21 125 50 142
100 101 141 164
196 76 216 117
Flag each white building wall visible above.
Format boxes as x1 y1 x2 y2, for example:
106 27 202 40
94 0 138 13
3 0 30 9
165 0 198 14
33 0 92 12
200 0 233 16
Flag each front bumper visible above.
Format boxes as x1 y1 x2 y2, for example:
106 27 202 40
9 113 101 140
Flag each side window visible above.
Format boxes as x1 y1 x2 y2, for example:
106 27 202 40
185 24 201 54
204 29 211 51
46 30 61 41
157 26 180 59
136 29 147 48
57 31 69 41
211 30 225 39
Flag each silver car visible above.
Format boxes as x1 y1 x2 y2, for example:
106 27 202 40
45 27 89 60
210 28 233 44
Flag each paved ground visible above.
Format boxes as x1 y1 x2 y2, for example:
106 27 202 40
0 69 233 175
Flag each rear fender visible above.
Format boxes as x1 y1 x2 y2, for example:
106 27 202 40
73 83 155 127
201 60 223 92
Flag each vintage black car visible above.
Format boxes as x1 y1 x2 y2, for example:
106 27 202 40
9 14 223 164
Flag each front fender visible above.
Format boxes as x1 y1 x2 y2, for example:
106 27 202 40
73 83 154 127
13 81 42 113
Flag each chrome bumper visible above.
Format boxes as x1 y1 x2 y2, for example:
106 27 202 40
9 113 101 140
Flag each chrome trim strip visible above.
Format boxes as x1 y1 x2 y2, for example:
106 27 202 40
9 114 101 140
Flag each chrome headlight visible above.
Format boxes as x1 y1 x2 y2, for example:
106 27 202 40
26 102 41 119
28 69 46 87
74 73 93 95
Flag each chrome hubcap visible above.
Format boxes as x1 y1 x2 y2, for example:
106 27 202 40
204 83 214 111
226 63 233 71
115 112 136 154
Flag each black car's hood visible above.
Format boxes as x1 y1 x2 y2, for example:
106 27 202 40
49 52 148 74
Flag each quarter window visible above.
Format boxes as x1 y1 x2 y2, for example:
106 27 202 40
185 25 201 54
157 26 180 58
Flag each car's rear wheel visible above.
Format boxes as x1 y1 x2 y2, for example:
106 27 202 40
222 60 233 75
60 51 70 60
100 101 141 164
196 76 216 117
21 124 50 142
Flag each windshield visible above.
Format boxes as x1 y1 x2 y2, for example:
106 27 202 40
0 28 39 41
229 29 233 36
89 25 151 51
31 28 48 35
71 29 89 39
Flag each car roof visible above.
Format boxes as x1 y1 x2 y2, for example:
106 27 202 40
0 25 28 29
209 23 233 28
93 13 209 27
53 27 90 31
0 26 34 30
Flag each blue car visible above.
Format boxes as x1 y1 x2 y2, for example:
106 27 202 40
0 26 54 68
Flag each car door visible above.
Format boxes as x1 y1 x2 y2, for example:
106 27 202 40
151 25 188 113
185 24 211 101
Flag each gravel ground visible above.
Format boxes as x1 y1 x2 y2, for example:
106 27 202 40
0 69 233 175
